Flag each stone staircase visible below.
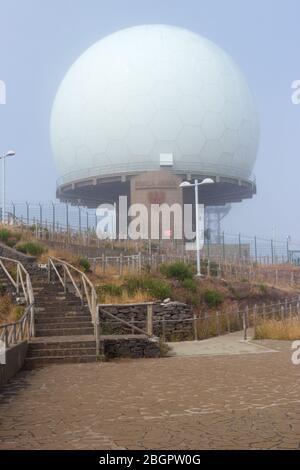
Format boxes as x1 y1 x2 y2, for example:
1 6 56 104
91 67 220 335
24 270 97 369
2 257 160 368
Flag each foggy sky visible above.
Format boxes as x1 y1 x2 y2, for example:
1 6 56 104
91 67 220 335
0 0 300 242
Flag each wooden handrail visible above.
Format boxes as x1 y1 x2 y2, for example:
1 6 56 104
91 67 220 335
48 257 100 356
99 306 152 337
0 256 35 348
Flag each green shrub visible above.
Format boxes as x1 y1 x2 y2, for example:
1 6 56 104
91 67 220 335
182 278 197 292
0 228 10 243
78 257 90 272
125 276 171 300
259 284 268 295
102 283 123 297
203 289 224 308
160 262 194 281
6 237 18 248
16 242 46 257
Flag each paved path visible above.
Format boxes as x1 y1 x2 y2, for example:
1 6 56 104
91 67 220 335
0 339 300 449
167 330 276 356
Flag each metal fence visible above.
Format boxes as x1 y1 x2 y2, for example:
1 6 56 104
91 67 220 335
3 201 300 265
98 296 300 343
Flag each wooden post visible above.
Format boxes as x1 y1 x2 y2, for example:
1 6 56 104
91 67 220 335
193 312 198 341
216 311 221 336
80 282 84 307
48 259 51 283
119 253 123 276
147 304 153 336
16 267 20 295
30 305 35 337
131 313 135 335
253 304 257 333
13 323 17 344
63 267 67 295
243 306 248 341
202 311 208 337
281 305 284 321
4 326 8 349
162 316 166 341
226 311 231 333
262 303 266 321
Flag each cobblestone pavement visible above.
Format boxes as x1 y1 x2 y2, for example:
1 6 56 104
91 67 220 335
0 340 300 450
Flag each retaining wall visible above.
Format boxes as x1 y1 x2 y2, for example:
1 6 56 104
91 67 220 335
0 341 28 387
99 302 193 340
101 335 160 359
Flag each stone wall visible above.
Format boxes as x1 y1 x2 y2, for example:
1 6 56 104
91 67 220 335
0 341 28 387
99 301 193 341
101 335 160 359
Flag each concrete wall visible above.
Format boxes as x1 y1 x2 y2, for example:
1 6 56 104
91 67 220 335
0 341 28 387
130 171 183 240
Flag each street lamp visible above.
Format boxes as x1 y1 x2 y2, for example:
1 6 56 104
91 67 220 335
0 150 16 224
180 177 215 277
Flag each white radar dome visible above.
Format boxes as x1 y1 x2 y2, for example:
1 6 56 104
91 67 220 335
51 24 259 184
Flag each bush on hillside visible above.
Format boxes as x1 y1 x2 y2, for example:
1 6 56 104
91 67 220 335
0 229 22 248
16 242 46 257
160 262 194 281
0 228 10 243
182 278 197 292
202 289 224 308
125 276 171 300
78 257 91 273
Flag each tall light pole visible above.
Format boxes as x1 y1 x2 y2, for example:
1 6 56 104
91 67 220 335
0 150 16 224
180 178 215 277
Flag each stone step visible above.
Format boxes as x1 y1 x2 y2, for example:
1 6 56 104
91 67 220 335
36 318 93 332
35 312 92 325
35 327 94 337
24 355 97 369
27 347 96 357
35 313 90 320
35 298 82 303
28 337 96 349
35 299 82 305
36 321 93 329
35 301 84 312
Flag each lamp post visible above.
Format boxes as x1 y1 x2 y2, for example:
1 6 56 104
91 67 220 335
180 178 215 277
0 150 16 224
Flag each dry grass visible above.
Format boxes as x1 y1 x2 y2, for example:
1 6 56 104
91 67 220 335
98 289 153 305
39 247 77 265
0 295 24 325
255 318 300 340
93 264 138 278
